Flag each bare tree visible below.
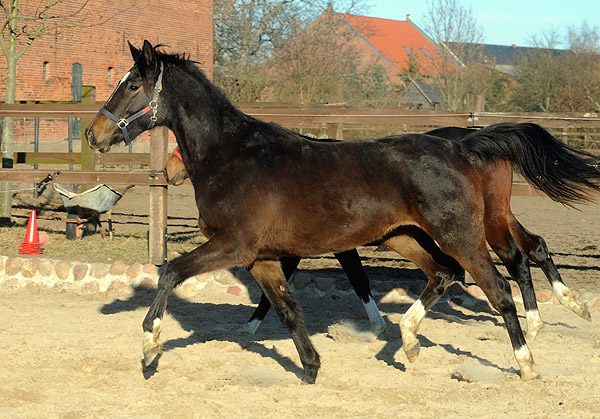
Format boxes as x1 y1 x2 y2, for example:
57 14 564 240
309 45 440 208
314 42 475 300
0 0 111 223
422 0 505 111
510 28 567 113
213 0 369 101
562 21 600 112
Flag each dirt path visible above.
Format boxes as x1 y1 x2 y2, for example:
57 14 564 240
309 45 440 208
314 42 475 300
0 285 598 418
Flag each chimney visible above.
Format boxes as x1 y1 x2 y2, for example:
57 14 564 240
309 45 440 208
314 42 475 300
327 2 333 12
406 14 411 20
511 44 517 48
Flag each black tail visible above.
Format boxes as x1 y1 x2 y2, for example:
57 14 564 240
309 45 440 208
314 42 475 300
458 122 600 205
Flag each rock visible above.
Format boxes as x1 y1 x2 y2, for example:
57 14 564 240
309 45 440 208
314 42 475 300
136 277 157 291
21 259 38 278
466 285 484 299
535 289 553 303
314 277 334 292
110 261 128 276
5 257 22 277
81 281 100 295
55 260 73 280
227 286 241 296
126 263 142 279
38 260 54 277
90 262 110 279
334 276 352 291
374 280 396 294
290 272 313 290
142 263 159 275
106 280 128 294
73 264 89 282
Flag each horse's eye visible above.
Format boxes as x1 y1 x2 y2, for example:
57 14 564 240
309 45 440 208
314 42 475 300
128 84 139 92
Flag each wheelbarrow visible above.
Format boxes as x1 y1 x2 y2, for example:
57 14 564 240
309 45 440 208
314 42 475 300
54 183 134 240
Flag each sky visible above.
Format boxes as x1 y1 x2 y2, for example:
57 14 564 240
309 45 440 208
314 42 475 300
366 0 598 47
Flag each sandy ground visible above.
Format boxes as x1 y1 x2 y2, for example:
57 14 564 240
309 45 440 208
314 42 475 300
1 194 600 417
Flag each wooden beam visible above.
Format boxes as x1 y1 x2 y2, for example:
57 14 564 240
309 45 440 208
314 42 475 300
0 152 151 166
148 127 169 265
0 169 167 185
0 102 102 118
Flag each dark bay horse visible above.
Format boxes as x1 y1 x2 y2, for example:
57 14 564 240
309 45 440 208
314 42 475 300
86 40 600 384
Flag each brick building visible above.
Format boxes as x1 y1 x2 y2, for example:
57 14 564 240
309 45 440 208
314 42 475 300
0 1 214 103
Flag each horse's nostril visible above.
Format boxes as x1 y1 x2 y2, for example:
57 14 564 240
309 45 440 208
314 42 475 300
85 128 95 145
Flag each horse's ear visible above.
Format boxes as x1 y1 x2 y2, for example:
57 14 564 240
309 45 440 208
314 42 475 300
142 40 158 72
128 41 141 61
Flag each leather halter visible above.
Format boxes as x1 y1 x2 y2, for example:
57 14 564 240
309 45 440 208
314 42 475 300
99 61 164 145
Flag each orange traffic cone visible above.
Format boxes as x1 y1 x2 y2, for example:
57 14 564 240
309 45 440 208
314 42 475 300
18 210 44 255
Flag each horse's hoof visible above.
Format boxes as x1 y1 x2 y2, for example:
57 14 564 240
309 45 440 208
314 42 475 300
578 303 592 322
404 341 421 363
301 367 318 384
371 323 386 338
520 368 540 381
143 318 163 366
244 318 261 335
143 342 162 366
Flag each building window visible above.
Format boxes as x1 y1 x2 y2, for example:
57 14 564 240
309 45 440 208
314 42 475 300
108 67 113 85
43 61 49 81
419 48 435 60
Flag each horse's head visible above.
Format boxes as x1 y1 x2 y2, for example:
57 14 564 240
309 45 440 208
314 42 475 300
85 40 165 153
165 147 188 186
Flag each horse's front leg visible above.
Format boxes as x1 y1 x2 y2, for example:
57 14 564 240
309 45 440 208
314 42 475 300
143 233 254 366
250 260 321 384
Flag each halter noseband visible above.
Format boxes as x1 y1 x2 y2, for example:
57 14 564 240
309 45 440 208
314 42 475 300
100 61 164 145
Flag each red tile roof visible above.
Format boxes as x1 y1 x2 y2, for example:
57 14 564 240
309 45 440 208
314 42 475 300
339 14 440 75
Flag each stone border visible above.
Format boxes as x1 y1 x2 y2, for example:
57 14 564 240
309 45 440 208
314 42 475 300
1 255 599 311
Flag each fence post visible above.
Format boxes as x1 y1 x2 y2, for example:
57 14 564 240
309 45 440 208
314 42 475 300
149 126 168 265
80 86 96 192
326 123 344 140
466 94 485 113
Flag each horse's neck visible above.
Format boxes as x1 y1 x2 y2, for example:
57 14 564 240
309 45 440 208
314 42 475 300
168 97 244 154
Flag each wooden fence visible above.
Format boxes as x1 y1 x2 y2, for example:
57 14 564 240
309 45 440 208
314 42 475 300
1 103 600 264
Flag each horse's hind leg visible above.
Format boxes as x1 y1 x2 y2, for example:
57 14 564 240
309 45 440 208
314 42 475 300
245 256 302 334
382 229 463 363
484 221 545 340
250 260 320 384
451 243 539 380
508 214 591 321
420 212 538 380
335 249 386 336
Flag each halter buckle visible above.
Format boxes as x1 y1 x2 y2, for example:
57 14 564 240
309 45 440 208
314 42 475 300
117 119 129 129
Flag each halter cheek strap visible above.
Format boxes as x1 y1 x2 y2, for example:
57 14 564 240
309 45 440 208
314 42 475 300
172 147 182 161
100 61 164 145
